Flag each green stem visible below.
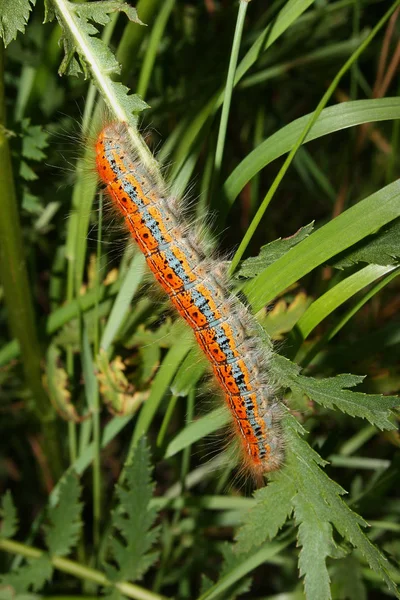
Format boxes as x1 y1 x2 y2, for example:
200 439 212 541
156 394 178 448
68 421 77 464
137 0 175 99
52 0 160 179
214 0 249 176
0 539 167 600
117 0 164 82
0 42 63 480
92 194 103 551
229 0 400 274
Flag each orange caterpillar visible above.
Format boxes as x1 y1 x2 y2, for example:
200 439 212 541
95 122 283 478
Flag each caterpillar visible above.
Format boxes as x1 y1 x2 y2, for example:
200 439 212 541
95 121 284 480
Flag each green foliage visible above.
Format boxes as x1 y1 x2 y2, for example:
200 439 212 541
200 543 253 600
0 1 399 600
0 0 35 47
237 222 314 279
44 0 148 120
236 414 399 600
272 354 400 429
0 492 18 539
0 556 53 594
104 438 160 586
333 218 400 268
45 469 83 556
331 555 367 600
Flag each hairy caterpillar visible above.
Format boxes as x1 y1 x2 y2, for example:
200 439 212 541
95 121 284 479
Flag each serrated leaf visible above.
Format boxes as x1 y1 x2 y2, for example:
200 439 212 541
236 223 314 279
21 119 48 161
0 491 18 539
74 1 143 27
22 189 42 215
45 470 83 556
333 218 400 269
87 36 121 75
0 556 52 594
19 161 37 181
51 0 148 125
272 354 400 430
236 414 399 599
235 476 295 553
110 81 148 114
0 0 35 47
294 493 342 600
104 438 160 584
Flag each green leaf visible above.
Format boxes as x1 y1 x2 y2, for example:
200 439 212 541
0 0 35 47
243 178 400 311
236 414 399 599
105 438 160 584
296 265 398 340
224 98 400 206
0 556 52 594
201 543 253 600
331 554 367 600
171 0 317 176
132 323 193 446
295 493 342 600
100 253 146 352
262 292 312 339
21 119 49 161
19 161 37 181
48 0 148 116
165 407 229 458
235 477 295 553
236 223 314 279
272 354 400 430
45 470 83 556
333 218 400 269
73 1 142 27
199 540 291 600
0 491 18 539
170 347 207 397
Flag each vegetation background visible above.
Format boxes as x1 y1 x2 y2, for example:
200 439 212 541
0 0 400 599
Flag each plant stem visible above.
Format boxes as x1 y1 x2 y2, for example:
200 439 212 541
117 0 164 82
214 0 249 178
137 0 175 99
0 538 168 600
52 0 160 180
92 194 103 551
0 42 63 480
